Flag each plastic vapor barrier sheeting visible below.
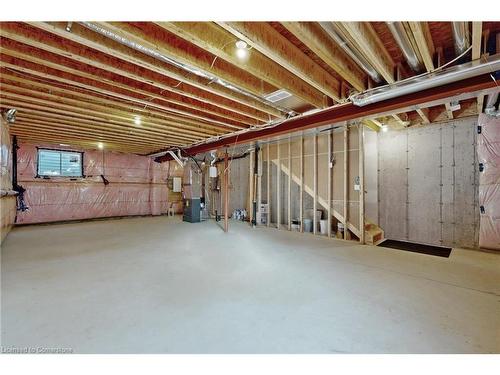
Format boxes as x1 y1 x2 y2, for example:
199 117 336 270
477 114 500 250
16 143 182 224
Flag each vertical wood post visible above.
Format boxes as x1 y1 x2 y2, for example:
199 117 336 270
249 149 254 225
343 125 349 240
288 136 292 231
267 142 270 228
224 150 229 233
313 133 318 235
257 147 262 226
327 131 332 238
300 134 304 232
277 140 281 229
359 124 365 244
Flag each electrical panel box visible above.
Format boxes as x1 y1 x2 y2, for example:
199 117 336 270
173 177 182 192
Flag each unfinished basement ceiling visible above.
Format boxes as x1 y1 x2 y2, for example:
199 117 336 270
0 21 498 155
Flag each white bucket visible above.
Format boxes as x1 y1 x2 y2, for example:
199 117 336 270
320 219 328 235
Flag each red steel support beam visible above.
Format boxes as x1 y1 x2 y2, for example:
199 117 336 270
156 73 498 162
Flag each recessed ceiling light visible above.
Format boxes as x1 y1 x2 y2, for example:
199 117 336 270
97 142 104 149
134 116 141 126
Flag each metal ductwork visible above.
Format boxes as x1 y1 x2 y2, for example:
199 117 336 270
78 22 295 117
319 22 382 83
451 22 470 56
484 92 499 116
2 108 17 123
386 22 422 72
351 53 500 106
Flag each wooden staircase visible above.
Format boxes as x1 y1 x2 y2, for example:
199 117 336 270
364 220 385 246
271 159 385 245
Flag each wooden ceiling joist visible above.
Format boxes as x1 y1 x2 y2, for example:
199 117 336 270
0 71 243 133
0 22 282 119
0 87 214 143
0 42 271 124
217 22 343 99
155 22 335 107
334 22 395 84
0 92 202 144
0 54 260 127
280 22 366 92
93 22 276 98
27 21 284 118
12 132 157 154
12 120 172 149
16 112 190 145
408 22 435 72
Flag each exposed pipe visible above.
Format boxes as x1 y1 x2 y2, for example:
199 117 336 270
484 92 499 115
451 22 470 56
386 22 422 72
78 22 295 117
351 53 500 106
319 22 382 83
252 144 259 227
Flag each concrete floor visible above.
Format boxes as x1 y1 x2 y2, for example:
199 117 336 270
1 216 499 353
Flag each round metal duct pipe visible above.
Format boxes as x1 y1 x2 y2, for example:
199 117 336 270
451 22 471 55
351 53 500 106
386 22 422 72
319 22 382 83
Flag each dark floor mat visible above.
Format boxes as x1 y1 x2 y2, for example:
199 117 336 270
378 239 452 258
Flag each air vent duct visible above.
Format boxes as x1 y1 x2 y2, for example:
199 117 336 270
265 89 292 103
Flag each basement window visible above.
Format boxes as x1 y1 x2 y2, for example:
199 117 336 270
37 149 83 178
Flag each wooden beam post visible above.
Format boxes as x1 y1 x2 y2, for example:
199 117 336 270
313 133 318 235
343 125 349 240
224 150 229 233
266 142 271 228
277 140 281 229
327 130 332 238
249 149 255 225
257 146 262 226
359 123 365 244
300 134 304 232
288 136 292 231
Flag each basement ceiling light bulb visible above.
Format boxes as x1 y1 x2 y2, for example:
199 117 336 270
134 116 141 126
236 47 248 59
381 125 389 132
97 142 104 149
235 40 247 49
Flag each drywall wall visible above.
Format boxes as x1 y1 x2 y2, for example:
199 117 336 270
15 143 183 224
477 113 500 250
378 117 478 248
0 117 16 243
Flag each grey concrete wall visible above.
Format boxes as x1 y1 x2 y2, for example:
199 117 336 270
378 117 479 248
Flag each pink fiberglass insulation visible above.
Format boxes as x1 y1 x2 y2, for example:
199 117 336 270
477 114 500 250
15 143 183 224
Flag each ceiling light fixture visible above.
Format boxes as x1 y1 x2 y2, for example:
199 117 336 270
97 142 104 150
2 108 17 123
59 143 70 147
65 22 73 32
381 125 389 132
134 116 141 126
235 40 249 60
